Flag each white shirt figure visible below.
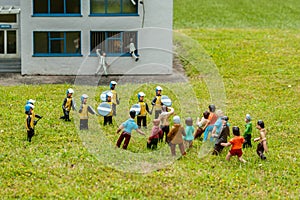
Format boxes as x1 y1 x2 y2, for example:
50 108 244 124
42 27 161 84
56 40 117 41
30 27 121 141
128 38 139 62
95 49 109 76
74 38 80 53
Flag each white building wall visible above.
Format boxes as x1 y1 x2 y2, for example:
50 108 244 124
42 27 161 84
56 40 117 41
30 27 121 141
20 0 173 75
0 0 19 5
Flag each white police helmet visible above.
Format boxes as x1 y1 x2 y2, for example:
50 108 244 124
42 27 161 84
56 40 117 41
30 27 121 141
27 99 36 105
156 86 163 91
67 88 74 95
138 92 145 100
81 94 89 102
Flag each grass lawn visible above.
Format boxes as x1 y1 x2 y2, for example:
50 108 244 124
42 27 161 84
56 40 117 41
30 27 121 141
0 0 300 199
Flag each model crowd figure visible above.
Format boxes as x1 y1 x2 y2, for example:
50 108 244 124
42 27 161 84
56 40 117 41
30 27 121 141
103 92 113 126
212 116 230 155
158 105 174 143
147 119 162 150
211 110 225 140
183 117 194 149
109 81 120 116
24 85 269 161
194 111 210 140
203 104 218 141
254 120 268 160
116 110 145 150
95 49 109 76
78 94 97 130
243 114 253 148
137 92 151 129
60 88 76 122
167 116 186 156
221 126 246 163
128 38 139 62
152 86 163 119
25 100 42 142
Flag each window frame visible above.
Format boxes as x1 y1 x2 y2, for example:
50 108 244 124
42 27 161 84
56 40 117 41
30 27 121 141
89 0 138 17
90 31 138 57
32 0 82 17
33 31 81 57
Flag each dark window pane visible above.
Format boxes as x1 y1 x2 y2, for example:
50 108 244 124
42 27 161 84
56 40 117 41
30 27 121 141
122 0 136 13
7 31 16 54
51 40 64 53
108 39 121 53
91 0 105 14
34 32 48 53
107 0 121 13
91 32 105 53
0 31 4 54
34 31 81 54
91 0 137 14
33 0 48 13
0 14 17 23
51 0 64 13
108 32 120 38
66 32 81 53
50 32 64 38
66 0 80 13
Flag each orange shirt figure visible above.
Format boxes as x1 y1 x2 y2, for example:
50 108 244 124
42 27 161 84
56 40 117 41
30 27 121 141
221 126 246 163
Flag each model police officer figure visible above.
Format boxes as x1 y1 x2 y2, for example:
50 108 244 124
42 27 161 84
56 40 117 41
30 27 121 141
60 88 76 121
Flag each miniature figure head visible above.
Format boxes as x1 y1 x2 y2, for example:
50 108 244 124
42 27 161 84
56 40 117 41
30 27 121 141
221 116 229 125
27 99 35 105
66 88 74 97
138 92 145 101
203 111 210 119
173 115 180 124
110 81 117 90
129 110 136 119
162 105 167 112
81 94 88 104
232 126 240 136
257 120 265 129
245 114 251 122
25 104 34 114
208 104 216 112
221 116 229 121
106 91 113 102
155 86 162 96
185 117 193 126
216 109 224 118
153 119 160 126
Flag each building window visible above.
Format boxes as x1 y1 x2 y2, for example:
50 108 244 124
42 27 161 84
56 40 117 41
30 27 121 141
0 30 17 55
0 14 17 23
0 31 4 54
90 0 137 16
33 31 81 56
91 31 137 56
33 0 81 16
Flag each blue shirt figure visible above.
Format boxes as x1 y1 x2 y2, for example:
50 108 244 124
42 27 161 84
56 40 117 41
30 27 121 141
183 117 194 148
116 110 145 149
184 125 195 141
122 118 139 134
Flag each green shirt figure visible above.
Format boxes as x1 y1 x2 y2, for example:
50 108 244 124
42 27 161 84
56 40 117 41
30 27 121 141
243 114 252 148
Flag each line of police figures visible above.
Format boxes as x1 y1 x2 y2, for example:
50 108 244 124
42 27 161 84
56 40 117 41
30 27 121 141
24 82 268 160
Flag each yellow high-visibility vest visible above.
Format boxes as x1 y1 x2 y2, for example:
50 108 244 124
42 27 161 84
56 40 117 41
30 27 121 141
79 104 89 119
138 102 147 116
